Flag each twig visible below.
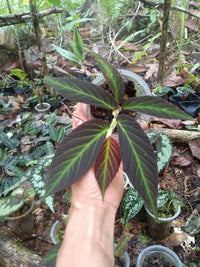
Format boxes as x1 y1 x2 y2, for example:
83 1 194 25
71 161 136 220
61 102 84 122
0 6 63 27
140 0 200 19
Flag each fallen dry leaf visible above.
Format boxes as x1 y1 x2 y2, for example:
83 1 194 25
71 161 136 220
188 138 200 160
171 155 192 166
144 63 159 82
150 117 182 129
122 63 148 73
163 232 188 246
163 75 186 87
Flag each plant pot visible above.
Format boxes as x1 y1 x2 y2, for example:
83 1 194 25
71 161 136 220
92 69 152 122
136 245 182 267
50 215 69 244
145 205 181 240
123 172 130 188
35 102 50 112
114 243 130 267
5 200 34 237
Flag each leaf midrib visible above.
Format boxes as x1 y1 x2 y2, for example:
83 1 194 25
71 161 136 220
118 120 154 208
48 130 107 194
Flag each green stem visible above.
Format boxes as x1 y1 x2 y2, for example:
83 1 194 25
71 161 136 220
106 110 119 138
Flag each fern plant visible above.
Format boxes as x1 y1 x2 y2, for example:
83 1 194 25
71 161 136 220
44 51 194 216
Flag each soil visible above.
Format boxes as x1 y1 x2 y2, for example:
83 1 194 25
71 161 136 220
142 255 176 267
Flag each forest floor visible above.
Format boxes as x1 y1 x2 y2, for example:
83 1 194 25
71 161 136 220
0 26 200 266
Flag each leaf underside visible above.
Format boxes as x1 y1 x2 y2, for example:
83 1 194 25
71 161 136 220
46 119 109 196
122 96 195 120
45 76 117 110
95 136 121 197
89 50 125 103
117 114 158 216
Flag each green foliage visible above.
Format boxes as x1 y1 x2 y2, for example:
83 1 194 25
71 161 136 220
3 69 30 88
42 243 61 267
45 51 194 217
100 0 131 20
0 185 35 217
147 132 173 173
53 27 85 65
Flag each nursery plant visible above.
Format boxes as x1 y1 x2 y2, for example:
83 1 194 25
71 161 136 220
45 51 194 216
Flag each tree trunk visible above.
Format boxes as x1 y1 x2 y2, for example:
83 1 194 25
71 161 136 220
29 0 48 77
157 0 171 85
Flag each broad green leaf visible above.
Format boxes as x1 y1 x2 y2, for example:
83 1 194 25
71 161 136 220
52 44 79 63
45 77 117 110
123 187 144 224
157 189 170 208
117 114 158 216
47 112 56 125
42 243 61 267
89 50 125 103
122 96 195 120
147 132 173 173
73 27 84 62
49 125 58 142
57 126 65 143
95 136 121 197
46 119 110 196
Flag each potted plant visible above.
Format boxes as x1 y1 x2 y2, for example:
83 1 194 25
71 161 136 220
50 215 69 245
44 50 194 217
145 190 182 240
0 181 35 237
136 245 182 267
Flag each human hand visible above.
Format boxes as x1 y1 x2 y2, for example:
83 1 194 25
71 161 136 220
71 103 124 211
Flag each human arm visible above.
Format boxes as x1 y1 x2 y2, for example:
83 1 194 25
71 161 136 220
56 103 124 267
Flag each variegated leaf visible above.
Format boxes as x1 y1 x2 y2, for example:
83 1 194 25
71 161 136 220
123 188 144 224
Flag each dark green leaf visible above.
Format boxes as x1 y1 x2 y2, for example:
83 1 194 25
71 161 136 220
46 119 109 196
49 125 58 142
1 133 19 150
45 77 117 110
73 27 84 62
47 112 56 125
89 50 125 103
42 243 61 267
122 96 195 120
123 188 144 224
57 126 65 143
95 136 121 197
117 114 158 216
